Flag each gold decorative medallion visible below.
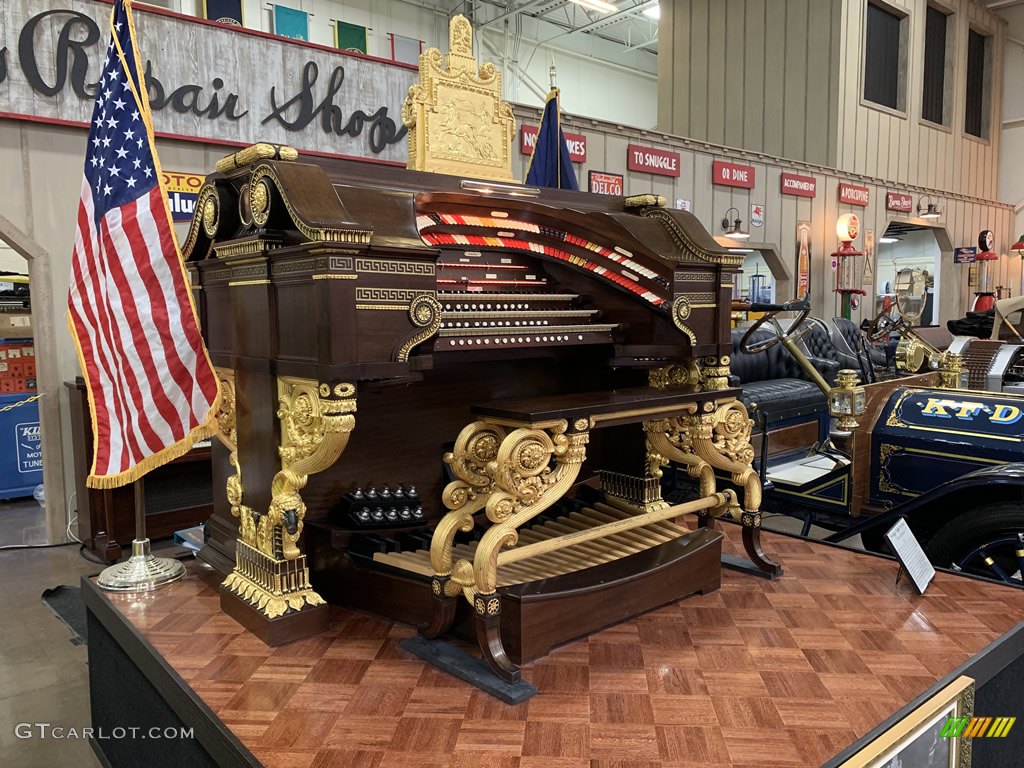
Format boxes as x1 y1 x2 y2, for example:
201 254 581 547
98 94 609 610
202 193 220 238
250 178 271 227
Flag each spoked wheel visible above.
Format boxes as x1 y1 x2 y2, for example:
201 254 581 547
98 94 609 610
925 503 1024 586
866 309 901 343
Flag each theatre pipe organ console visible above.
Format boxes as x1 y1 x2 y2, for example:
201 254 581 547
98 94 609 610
182 16 776 679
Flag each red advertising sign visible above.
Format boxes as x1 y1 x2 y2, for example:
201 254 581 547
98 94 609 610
588 171 623 196
839 182 870 206
886 191 913 212
781 172 817 198
712 160 755 188
520 125 587 163
626 144 681 177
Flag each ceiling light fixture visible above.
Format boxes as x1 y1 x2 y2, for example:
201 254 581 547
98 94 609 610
721 207 749 240
878 236 900 244
569 0 618 13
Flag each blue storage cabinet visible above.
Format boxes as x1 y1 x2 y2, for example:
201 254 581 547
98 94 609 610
0 392 43 499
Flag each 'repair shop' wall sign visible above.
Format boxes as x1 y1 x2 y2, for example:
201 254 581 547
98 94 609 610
712 160 755 188
0 0 416 161
588 171 623 196
627 144 680 177
839 182 870 206
520 125 587 162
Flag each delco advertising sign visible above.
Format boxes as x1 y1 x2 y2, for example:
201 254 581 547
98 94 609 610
839 182 870 206
886 191 913 212
163 172 205 223
520 125 587 163
712 160 755 189
780 172 817 198
588 171 623 196
872 387 1024 502
626 144 680 177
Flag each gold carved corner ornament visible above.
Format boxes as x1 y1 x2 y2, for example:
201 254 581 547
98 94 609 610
402 14 516 182
395 294 443 362
648 360 701 391
211 368 259 547
699 355 732 391
222 377 356 619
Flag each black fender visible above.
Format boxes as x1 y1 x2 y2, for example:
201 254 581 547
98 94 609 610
828 463 1024 546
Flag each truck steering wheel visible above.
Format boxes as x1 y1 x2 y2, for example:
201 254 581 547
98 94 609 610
739 298 813 354
866 308 902 342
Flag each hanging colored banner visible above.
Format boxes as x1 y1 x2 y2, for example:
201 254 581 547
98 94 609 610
335 21 368 53
751 203 764 228
203 0 243 26
390 33 422 65
712 160 755 188
162 171 206 223
588 171 623 196
796 220 811 298
273 6 309 41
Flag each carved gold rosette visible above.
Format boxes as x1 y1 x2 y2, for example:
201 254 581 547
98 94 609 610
221 377 356 619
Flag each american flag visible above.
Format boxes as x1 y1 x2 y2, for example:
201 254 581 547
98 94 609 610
68 0 219 489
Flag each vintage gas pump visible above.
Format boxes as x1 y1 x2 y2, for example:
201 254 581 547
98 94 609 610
834 214 865 320
973 229 999 312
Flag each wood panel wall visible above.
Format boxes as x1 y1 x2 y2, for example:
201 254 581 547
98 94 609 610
836 0 1006 200
658 0 843 167
658 0 1005 201
513 104 1015 328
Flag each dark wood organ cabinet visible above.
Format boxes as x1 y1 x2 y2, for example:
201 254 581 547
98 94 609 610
67 378 214 562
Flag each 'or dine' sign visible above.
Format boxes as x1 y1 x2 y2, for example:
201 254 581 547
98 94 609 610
712 160 755 188
627 144 680 177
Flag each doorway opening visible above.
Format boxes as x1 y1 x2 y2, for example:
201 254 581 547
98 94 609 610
876 223 942 327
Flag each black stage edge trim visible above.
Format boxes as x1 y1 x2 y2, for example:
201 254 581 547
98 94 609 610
822 620 1024 768
400 635 538 704
720 553 777 579
81 575 262 768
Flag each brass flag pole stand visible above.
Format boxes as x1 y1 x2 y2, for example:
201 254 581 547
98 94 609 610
97 480 185 591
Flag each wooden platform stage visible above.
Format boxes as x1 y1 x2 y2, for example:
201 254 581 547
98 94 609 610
84 521 1024 768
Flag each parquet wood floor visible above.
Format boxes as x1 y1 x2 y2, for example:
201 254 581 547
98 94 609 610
100 522 1024 767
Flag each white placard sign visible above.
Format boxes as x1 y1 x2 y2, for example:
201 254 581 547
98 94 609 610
0 0 417 161
884 517 936 594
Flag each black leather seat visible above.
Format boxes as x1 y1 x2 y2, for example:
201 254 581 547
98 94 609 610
730 327 831 423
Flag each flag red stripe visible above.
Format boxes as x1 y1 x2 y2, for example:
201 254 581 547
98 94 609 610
73 192 137 471
115 198 196 437
97 214 178 455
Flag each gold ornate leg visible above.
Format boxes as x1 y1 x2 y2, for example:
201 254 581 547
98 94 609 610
451 421 588 680
221 378 356 630
690 399 781 577
645 411 723 530
423 421 506 638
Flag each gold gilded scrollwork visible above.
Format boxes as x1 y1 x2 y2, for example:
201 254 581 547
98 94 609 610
431 420 589 603
395 294 443 362
211 368 259 546
222 377 356 619
402 14 516 181
699 355 732 391
649 360 701 391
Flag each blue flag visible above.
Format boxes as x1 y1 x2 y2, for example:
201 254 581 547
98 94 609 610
525 89 579 191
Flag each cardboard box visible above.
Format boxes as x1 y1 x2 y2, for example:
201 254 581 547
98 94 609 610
0 314 32 340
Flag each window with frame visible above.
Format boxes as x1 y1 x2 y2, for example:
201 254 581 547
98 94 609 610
864 2 903 110
965 28 991 138
921 5 951 125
